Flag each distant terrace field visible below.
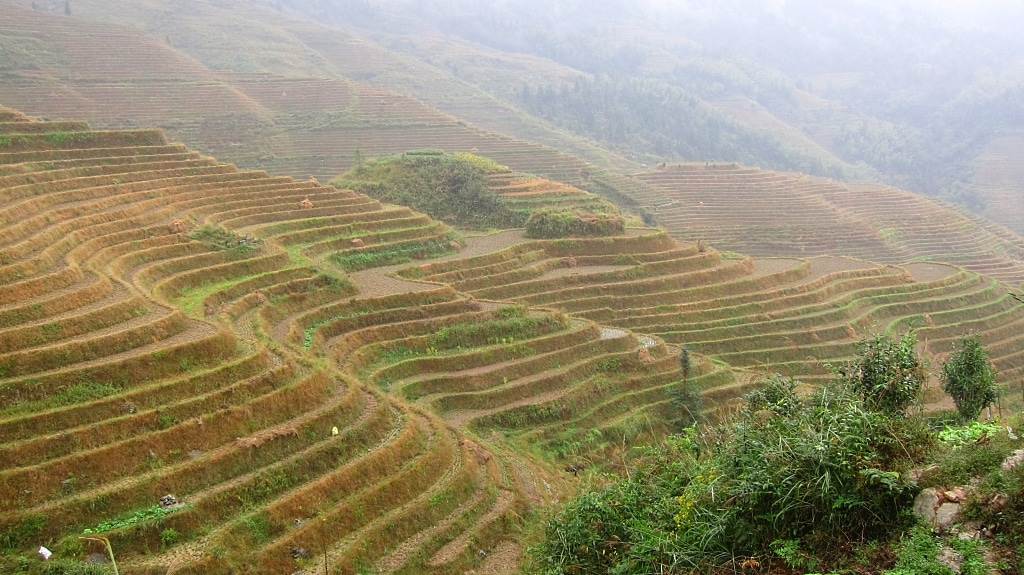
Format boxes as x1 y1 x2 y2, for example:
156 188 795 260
635 164 1024 285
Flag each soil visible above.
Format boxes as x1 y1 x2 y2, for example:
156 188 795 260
903 262 960 282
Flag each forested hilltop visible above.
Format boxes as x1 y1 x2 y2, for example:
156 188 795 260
280 0 1024 213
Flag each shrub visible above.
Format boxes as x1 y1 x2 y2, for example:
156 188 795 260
524 207 625 238
941 334 998 422
331 152 516 229
532 373 923 573
836 331 925 416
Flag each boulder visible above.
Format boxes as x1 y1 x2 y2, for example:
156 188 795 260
934 502 961 531
913 487 940 524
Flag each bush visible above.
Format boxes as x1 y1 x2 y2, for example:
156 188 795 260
941 334 998 422
837 332 925 416
532 373 923 573
524 208 625 238
331 152 517 229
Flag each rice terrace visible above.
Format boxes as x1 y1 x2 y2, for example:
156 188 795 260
3 1 1024 574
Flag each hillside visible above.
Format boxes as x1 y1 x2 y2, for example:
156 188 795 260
633 164 1024 286
6 2 1024 285
3 109 1024 572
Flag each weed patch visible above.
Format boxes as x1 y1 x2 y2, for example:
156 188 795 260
83 504 189 535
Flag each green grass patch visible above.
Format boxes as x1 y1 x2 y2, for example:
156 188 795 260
0 380 121 417
329 236 457 271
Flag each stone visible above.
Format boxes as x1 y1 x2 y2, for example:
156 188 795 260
913 488 940 524
160 494 178 507
936 545 963 572
943 487 967 502
934 502 961 530
1002 448 1024 471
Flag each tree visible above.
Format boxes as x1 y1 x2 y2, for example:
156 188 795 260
941 334 998 422
839 331 925 416
674 345 702 424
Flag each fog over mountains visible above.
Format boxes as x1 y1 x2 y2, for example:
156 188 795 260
275 0 1024 215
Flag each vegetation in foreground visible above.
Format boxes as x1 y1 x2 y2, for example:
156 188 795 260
531 332 1024 574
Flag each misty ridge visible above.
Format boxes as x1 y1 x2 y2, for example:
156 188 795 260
273 0 1024 212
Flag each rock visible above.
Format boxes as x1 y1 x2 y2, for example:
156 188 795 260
188 449 202 458
85 553 108 564
986 493 1009 513
913 488 940 524
934 502 961 530
943 487 968 502
936 545 963 572
290 547 310 559
1002 448 1024 471
160 494 178 507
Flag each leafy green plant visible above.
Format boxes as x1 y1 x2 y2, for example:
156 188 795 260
83 504 186 534
937 420 1003 448
160 528 180 548
0 135 12 147
836 331 925 416
941 334 998 422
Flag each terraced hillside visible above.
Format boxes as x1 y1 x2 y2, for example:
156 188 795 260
0 109 701 574
635 164 1024 285
973 134 1024 235
4 108 1024 572
0 3 624 193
